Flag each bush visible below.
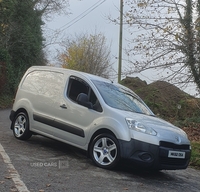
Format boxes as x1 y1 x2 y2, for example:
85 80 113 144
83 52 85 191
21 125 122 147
190 142 200 169
0 94 14 109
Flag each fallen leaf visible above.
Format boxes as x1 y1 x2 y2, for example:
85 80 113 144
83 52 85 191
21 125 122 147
5 176 12 179
10 187 18 192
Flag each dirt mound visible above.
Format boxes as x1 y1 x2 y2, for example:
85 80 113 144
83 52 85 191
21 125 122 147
149 80 191 102
121 77 196 118
121 76 147 90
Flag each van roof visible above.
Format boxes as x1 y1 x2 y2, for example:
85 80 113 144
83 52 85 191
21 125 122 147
28 66 113 83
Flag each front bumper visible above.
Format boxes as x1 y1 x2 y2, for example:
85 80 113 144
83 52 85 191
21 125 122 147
119 139 191 170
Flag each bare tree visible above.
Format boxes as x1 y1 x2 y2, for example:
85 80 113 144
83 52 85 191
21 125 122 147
33 0 69 19
59 33 113 78
121 0 200 94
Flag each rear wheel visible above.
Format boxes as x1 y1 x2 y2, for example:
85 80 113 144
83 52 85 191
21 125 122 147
89 133 120 169
12 111 32 140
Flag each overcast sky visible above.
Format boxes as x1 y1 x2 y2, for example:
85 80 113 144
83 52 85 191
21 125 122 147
44 0 198 97
45 0 120 68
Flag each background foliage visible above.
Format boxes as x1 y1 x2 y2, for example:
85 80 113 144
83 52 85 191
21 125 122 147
0 0 45 95
60 33 113 78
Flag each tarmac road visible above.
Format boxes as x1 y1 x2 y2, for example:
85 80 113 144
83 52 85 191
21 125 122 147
0 108 200 192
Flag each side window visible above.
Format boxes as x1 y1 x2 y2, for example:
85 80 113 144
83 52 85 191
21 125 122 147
67 77 89 101
21 71 63 101
67 76 102 112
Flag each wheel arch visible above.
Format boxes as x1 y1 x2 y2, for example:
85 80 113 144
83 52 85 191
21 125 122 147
87 128 117 156
11 108 32 140
16 108 28 114
10 108 29 130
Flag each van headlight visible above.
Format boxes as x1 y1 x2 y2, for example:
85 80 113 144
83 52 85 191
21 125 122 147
126 118 157 136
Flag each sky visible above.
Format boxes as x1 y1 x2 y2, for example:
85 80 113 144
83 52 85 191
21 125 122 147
45 0 120 67
44 0 199 97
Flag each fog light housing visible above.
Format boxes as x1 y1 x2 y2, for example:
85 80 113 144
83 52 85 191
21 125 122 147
139 152 152 162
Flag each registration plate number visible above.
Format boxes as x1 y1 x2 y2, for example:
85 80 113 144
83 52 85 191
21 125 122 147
168 151 185 159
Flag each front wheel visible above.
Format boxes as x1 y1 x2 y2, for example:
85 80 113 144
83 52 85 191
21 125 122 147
12 111 32 140
89 133 120 169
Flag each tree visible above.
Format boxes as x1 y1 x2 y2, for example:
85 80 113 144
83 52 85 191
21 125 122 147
0 0 18 93
122 0 200 94
59 33 113 78
33 0 69 20
1 0 46 93
0 0 69 94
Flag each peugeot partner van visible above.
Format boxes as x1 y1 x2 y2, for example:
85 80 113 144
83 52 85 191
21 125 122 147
10 66 191 170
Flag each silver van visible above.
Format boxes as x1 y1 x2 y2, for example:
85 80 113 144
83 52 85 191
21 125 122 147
10 66 191 170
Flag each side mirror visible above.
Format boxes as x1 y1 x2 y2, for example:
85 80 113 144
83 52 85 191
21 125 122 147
76 93 93 109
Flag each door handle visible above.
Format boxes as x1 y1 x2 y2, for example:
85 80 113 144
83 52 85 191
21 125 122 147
60 104 67 109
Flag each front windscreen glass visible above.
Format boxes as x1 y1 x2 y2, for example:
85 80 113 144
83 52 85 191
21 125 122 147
92 80 154 116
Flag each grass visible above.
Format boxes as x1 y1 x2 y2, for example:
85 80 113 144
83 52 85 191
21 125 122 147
190 142 200 169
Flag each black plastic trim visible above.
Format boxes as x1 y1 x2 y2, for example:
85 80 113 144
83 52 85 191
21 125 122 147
9 110 15 122
33 114 85 138
118 139 191 170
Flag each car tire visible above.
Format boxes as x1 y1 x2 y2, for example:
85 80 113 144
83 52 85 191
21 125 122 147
89 133 120 169
12 111 32 140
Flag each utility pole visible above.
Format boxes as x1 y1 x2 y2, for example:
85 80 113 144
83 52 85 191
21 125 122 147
118 0 123 83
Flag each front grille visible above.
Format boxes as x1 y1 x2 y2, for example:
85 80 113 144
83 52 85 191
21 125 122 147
160 157 188 166
160 141 190 150
159 141 191 168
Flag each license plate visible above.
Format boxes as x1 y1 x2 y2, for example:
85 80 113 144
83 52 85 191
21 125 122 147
168 151 185 159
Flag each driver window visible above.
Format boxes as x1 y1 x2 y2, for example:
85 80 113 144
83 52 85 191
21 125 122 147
67 76 102 112
67 77 88 101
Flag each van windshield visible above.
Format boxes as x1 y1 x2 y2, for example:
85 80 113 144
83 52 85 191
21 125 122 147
92 80 154 116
